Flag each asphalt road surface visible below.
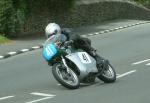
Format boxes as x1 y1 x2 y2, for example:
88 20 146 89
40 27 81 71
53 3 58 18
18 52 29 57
0 22 150 103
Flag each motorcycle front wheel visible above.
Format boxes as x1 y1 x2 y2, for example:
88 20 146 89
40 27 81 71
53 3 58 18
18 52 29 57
52 63 80 89
98 63 116 83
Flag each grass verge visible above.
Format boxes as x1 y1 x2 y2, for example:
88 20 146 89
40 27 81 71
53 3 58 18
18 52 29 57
0 35 10 44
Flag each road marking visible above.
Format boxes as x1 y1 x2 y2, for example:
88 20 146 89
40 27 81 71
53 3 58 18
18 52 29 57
26 92 56 103
118 27 123 29
94 32 99 35
132 59 150 65
146 62 150 65
0 56 4 59
123 25 128 28
88 34 94 36
117 70 137 78
109 29 115 31
0 96 15 101
100 31 105 34
30 92 55 97
8 52 17 55
116 74 120 76
21 49 29 52
26 97 52 103
31 46 40 49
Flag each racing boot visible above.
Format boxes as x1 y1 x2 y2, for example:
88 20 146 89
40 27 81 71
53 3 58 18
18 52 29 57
94 54 109 73
88 49 108 72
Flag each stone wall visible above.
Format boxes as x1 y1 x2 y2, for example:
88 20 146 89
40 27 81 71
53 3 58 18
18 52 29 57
22 0 150 35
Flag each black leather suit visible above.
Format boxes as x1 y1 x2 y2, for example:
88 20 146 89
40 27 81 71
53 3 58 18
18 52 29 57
62 29 108 71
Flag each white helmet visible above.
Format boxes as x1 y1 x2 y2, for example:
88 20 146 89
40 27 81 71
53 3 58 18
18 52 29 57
45 23 61 38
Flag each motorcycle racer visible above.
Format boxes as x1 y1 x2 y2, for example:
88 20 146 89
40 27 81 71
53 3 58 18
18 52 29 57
45 23 108 72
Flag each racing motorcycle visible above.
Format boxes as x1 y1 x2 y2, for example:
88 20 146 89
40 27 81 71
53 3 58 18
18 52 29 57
42 34 116 89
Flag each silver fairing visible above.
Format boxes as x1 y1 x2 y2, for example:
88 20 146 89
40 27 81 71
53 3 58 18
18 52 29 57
66 52 98 80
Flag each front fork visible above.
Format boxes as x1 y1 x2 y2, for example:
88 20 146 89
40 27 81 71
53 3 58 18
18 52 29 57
61 56 70 73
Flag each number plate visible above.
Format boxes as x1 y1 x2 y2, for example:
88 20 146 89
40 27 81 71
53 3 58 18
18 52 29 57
42 44 57 61
78 52 91 64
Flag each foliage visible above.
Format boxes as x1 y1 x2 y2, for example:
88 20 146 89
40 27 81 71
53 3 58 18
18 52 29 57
0 0 75 38
0 34 10 44
0 0 16 37
131 0 150 6
0 0 29 37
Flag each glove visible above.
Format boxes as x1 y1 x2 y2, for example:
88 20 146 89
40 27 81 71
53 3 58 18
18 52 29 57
89 48 97 57
55 41 61 47
64 40 74 47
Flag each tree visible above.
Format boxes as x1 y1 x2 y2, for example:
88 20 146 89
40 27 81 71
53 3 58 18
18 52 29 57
0 0 17 37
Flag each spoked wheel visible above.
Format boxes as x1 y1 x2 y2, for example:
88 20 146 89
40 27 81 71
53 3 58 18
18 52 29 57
98 63 116 83
52 63 80 89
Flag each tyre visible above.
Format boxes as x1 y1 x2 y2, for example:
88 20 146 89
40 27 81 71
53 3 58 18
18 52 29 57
98 63 116 83
52 63 80 89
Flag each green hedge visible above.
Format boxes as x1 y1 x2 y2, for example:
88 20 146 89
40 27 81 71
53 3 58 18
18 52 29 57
0 0 24 37
0 0 14 37
0 0 75 38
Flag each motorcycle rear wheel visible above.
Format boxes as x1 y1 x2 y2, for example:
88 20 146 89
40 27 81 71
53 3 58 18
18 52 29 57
52 63 80 89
